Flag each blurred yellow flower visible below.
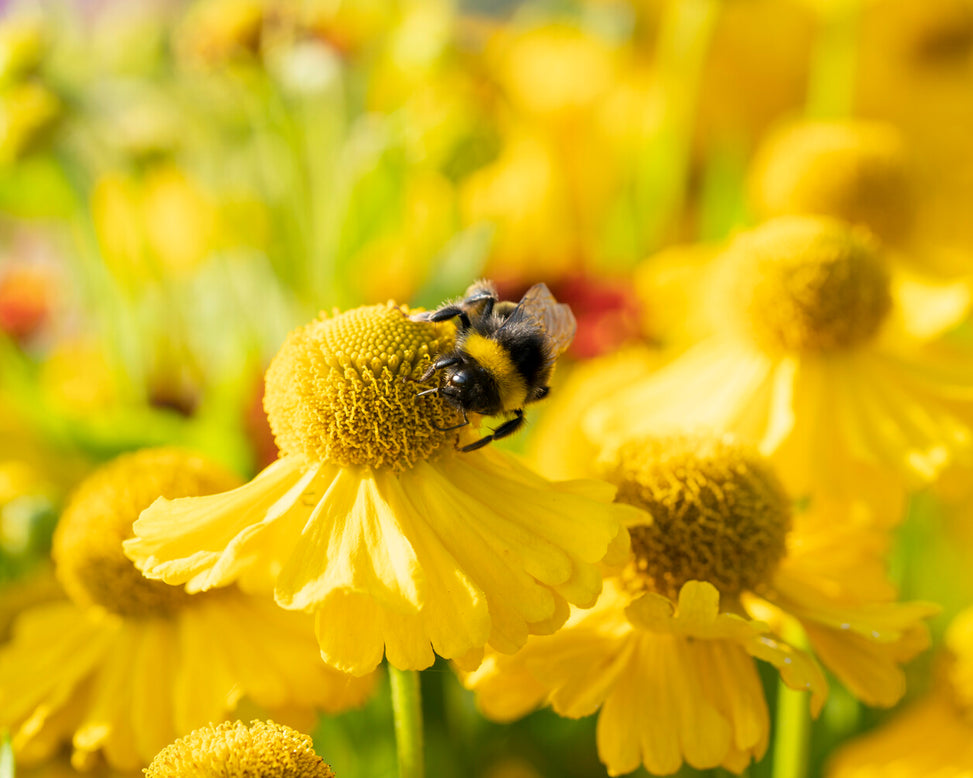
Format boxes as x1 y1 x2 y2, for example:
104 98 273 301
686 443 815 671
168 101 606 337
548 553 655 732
173 0 264 67
747 118 973 340
125 303 634 676
694 0 814 155
526 344 663 481
0 448 374 772
0 81 59 164
0 15 46 85
748 120 916 248
145 720 334 778
465 435 936 775
584 216 973 513
461 128 577 280
463 22 626 280
828 606 973 778
92 165 219 284
856 0 973 257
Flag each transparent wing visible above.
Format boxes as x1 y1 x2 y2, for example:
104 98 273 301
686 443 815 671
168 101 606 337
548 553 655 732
502 283 576 354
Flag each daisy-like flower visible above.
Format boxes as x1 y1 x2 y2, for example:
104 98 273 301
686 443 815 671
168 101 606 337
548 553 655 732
828 606 973 777
125 303 633 676
0 448 374 772
748 118 973 340
748 119 916 248
585 215 973 513
464 435 937 776
145 720 334 778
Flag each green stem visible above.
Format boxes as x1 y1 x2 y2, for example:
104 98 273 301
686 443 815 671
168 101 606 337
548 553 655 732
806 3 862 118
634 0 723 254
771 627 812 778
389 666 424 778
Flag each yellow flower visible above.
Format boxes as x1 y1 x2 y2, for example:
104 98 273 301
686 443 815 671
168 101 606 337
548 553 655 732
145 720 334 778
828 606 973 778
748 120 915 248
0 448 374 772
125 303 633 676
584 216 973 513
465 435 937 776
173 0 264 67
0 15 46 85
748 118 973 340
0 81 59 164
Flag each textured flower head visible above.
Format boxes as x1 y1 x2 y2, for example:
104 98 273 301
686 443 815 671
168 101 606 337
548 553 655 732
263 302 463 470
126 303 635 676
52 448 237 618
465 434 937 776
0 448 373 772
723 215 892 355
145 720 334 778
748 120 915 246
604 435 791 601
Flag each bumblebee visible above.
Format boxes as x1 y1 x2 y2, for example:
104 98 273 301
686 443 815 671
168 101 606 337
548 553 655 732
412 280 576 451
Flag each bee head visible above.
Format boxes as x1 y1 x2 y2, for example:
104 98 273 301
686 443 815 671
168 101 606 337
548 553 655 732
437 356 502 416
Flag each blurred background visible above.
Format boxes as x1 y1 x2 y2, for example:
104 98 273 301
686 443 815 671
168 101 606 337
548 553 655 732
2 0 973 775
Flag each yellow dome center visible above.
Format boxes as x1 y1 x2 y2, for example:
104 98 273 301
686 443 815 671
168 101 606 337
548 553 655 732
748 120 914 246
726 215 892 354
263 303 463 471
144 720 335 778
603 435 791 600
53 448 241 618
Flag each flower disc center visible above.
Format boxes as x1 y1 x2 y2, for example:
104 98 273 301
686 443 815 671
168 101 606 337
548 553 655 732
53 448 240 618
604 435 792 600
144 720 335 778
726 216 892 354
262 303 464 472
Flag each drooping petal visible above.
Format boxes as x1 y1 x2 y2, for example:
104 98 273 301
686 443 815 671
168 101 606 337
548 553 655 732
586 339 779 448
275 468 425 612
72 623 142 770
130 619 178 764
127 457 321 592
771 566 938 707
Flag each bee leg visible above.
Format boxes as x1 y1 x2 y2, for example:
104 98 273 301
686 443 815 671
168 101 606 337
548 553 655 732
459 410 524 452
434 407 470 432
463 291 497 316
422 306 472 330
490 409 525 441
418 356 461 383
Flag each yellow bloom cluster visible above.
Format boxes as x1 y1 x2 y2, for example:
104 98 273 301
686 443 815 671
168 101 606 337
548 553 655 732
2 2 973 777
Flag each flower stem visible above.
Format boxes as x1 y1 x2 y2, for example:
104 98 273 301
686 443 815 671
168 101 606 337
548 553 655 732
771 627 812 778
806 2 862 118
389 666 424 778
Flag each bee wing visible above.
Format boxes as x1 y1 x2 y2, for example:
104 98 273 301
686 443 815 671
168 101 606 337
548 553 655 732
502 283 576 354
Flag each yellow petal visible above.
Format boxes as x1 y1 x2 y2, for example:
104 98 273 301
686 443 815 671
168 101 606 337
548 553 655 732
626 581 765 643
73 623 142 770
315 593 388 676
130 619 177 763
275 468 425 611
744 632 828 716
173 608 240 733
804 621 931 708
693 639 769 757
0 603 113 724
127 457 318 592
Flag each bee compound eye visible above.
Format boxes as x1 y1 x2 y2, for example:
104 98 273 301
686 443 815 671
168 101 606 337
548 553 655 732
448 372 468 387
